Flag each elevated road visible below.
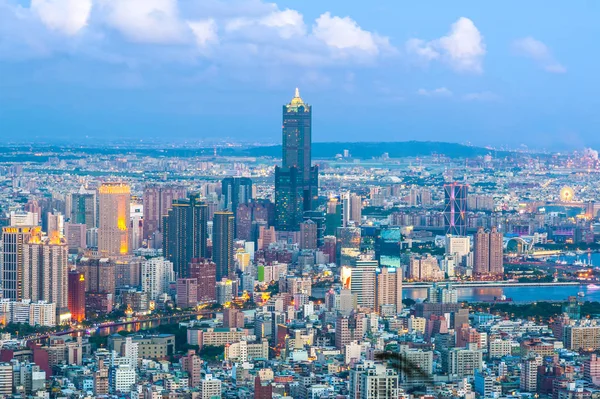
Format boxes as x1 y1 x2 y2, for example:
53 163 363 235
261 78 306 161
403 281 583 289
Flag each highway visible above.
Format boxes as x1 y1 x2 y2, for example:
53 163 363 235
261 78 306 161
21 309 216 344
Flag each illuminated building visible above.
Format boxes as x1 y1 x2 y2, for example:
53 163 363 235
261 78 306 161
163 194 208 278
350 257 377 310
473 227 504 279
143 184 187 241
444 183 468 236
68 270 86 323
1 226 40 301
216 279 234 305
141 257 175 300
98 183 131 257
213 211 235 281
275 88 318 231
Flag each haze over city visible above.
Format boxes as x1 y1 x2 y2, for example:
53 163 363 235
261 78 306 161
2 1 598 148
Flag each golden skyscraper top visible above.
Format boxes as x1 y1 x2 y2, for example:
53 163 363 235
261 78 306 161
286 87 309 112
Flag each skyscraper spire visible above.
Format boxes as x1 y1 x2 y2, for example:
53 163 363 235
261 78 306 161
295 87 300 98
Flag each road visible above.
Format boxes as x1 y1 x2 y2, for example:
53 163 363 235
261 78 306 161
22 309 216 343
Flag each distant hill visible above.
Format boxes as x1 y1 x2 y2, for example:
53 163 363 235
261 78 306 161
244 141 508 159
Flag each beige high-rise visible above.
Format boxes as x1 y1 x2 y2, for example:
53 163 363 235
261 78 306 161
376 267 403 314
98 183 131 257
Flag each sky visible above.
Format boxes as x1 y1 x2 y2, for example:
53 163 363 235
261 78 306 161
0 0 598 149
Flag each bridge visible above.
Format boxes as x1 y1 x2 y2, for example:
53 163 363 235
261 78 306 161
403 281 583 289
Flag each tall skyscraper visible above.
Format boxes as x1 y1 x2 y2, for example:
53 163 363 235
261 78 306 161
163 194 208 278
98 183 131 257
350 257 378 310
68 186 96 229
23 232 69 323
141 257 175 300
1 226 39 301
444 183 468 236
213 211 235 281
473 227 504 279
299 220 317 250
143 185 187 240
68 270 86 323
275 88 318 231
221 177 252 216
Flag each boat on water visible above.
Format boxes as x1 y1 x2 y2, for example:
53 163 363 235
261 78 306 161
493 295 513 303
578 291 585 298
588 284 600 290
565 251 577 257
576 249 585 255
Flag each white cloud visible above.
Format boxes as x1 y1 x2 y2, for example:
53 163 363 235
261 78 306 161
188 19 218 48
97 0 186 44
512 36 566 73
417 87 453 97
31 0 92 35
406 17 485 73
462 91 499 101
260 9 306 39
313 12 383 54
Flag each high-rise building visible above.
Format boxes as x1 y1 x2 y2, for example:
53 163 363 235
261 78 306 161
275 88 318 231
235 200 275 242
200 374 222 399
141 257 174 300
23 232 69 323
65 223 86 252
349 193 362 224
98 183 131 257
444 183 468 236
68 270 86 323
445 235 471 259
143 184 187 240
350 257 378 310
299 220 317 250
213 211 235 281
68 187 96 229
221 177 252 216
163 194 208 278
1 226 39 301
189 258 216 304
408 255 445 281
520 355 543 392
349 363 399 399
473 227 504 278
180 350 202 387
176 278 198 308
376 267 403 314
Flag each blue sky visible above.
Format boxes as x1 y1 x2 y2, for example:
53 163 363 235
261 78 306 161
0 0 598 148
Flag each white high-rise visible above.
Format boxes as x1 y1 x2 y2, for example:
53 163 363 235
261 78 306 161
141 257 174 300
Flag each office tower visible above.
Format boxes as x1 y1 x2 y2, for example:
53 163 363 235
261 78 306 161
65 223 86 252
68 186 97 229
176 278 198 308
299 220 317 250
98 183 131 257
275 88 318 231
141 257 175 300
325 197 343 235
163 194 208 278
10 211 38 226
189 258 217 304
130 202 143 250
143 184 187 240
46 211 64 237
446 235 471 259
23 233 69 323
376 267 403 314
303 210 326 247
350 257 378 310
2 226 39 301
236 200 275 242
77 257 116 296
216 279 234 305
221 177 252 215
444 183 468 236
473 227 504 278
213 211 235 281
349 193 362 224
68 270 86 323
